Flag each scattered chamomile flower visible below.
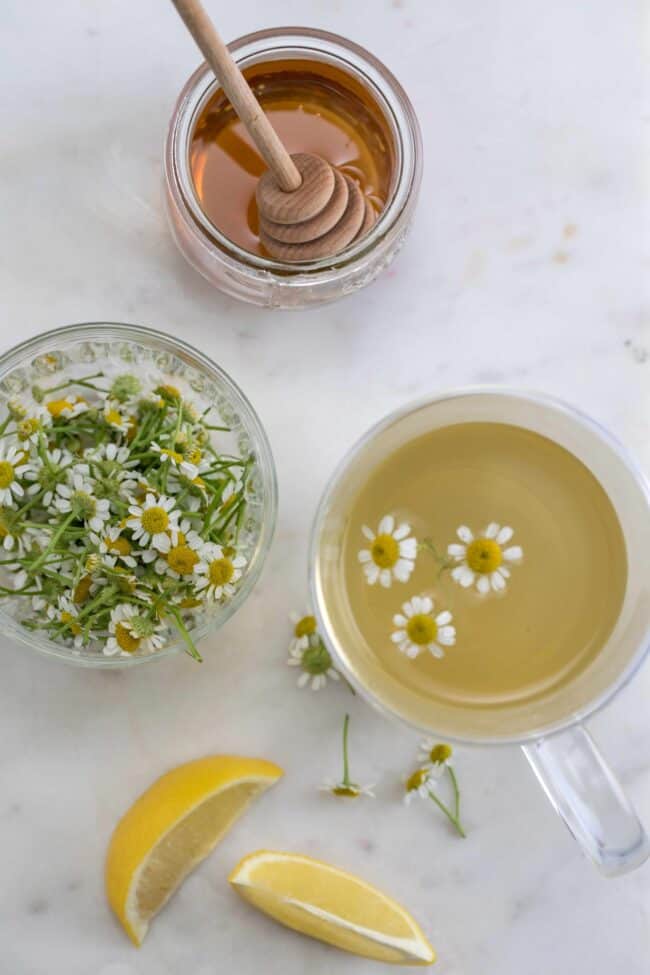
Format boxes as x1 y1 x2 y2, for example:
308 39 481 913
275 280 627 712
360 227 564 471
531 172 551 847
46 595 87 649
358 514 417 588
127 493 179 553
109 373 142 403
391 596 456 659
448 523 523 594
418 740 454 775
404 741 465 836
15 407 51 443
289 608 318 654
25 447 72 506
103 403 131 434
320 715 375 799
194 543 246 601
287 622 340 691
404 766 436 804
0 442 32 506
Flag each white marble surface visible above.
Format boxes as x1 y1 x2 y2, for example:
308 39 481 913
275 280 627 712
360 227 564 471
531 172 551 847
1 1 649 972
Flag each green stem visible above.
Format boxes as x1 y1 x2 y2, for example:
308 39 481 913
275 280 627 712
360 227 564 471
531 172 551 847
341 713 351 787
426 783 466 838
448 766 461 821
28 512 75 573
167 606 202 662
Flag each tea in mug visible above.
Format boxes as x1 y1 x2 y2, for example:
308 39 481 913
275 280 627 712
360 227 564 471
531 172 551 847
328 422 627 713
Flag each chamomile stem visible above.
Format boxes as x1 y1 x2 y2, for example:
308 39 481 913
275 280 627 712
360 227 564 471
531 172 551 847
426 786 466 838
448 766 461 820
168 606 202 663
341 713 351 786
28 512 75 574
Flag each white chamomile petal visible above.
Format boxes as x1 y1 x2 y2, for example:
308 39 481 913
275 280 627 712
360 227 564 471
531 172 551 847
503 546 523 562
496 525 513 545
457 525 473 543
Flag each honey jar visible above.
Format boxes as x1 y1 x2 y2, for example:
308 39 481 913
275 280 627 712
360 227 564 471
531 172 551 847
165 28 422 309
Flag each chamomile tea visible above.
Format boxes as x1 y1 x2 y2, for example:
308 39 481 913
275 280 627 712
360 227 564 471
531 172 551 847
317 421 627 727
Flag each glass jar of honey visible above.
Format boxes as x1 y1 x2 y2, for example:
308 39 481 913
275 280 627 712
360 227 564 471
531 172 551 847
164 27 422 309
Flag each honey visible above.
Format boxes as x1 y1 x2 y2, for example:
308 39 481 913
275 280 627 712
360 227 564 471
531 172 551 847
189 58 395 256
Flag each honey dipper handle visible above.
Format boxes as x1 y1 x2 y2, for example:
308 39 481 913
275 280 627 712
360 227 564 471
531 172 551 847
170 0 302 191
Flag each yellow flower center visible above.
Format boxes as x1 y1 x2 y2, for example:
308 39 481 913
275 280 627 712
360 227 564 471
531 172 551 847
73 575 93 604
126 417 138 442
60 611 81 636
161 448 184 464
208 557 234 587
115 622 140 653
0 522 7 540
107 536 132 556
185 446 202 465
221 493 238 511
193 476 206 491
180 596 202 608
406 768 429 793
332 785 360 798
295 615 317 639
141 506 169 534
0 461 15 489
105 409 123 426
370 533 399 569
17 417 40 440
46 398 73 417
158 384 181 400
466 537 503 573
406 614 437 646
428 743 452 765
167 544 199 575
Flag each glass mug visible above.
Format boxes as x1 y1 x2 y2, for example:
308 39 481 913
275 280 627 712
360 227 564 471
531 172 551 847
309 390 650 875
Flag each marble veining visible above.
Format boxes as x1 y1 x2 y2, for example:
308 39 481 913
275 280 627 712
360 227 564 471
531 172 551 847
1 1 648 973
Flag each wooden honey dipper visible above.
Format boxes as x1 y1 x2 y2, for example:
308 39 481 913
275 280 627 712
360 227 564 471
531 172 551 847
171 0 376 261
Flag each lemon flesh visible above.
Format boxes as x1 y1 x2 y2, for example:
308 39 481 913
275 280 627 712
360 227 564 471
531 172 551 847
105 756 282 945
229 850 435 966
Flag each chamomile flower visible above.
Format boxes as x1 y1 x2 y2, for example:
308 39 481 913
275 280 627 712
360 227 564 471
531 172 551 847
418 740 454 777
0 507 26 553
127 493 179 552
45 396 88 418
392 596 456 660
358 514 417 587
103 402 131 433
15 407 51 444
104 603 165 656
155 538 201 580
194 543 246 601
289 608 318 654
47 595 87 649
151 441 198 480
89 526 137 568
287 635 340 691
448 523 523 594
319 715 374 799
54 470 110 532
24 447 72 506
404 766 436 804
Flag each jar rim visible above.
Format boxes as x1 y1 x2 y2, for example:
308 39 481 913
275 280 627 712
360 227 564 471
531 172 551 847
165 26 422 282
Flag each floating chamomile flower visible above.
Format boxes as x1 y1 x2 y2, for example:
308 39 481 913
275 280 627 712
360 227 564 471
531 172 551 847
127 493 179 553
320 714 374 799
391 596 456 660
54 470 110 533
448 523 523 594
358 514 417 587
104 604 165 656
0 443 32 506
151 441 198 480
194 543 246 601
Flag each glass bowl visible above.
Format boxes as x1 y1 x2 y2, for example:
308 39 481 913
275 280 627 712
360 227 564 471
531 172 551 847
0 322 277 667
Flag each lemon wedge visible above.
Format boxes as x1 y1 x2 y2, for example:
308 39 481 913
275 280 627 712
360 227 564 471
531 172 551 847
106 756 282 945
229 850 435 966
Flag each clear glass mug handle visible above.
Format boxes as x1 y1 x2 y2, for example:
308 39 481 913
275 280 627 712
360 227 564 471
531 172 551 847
523 725 649 876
